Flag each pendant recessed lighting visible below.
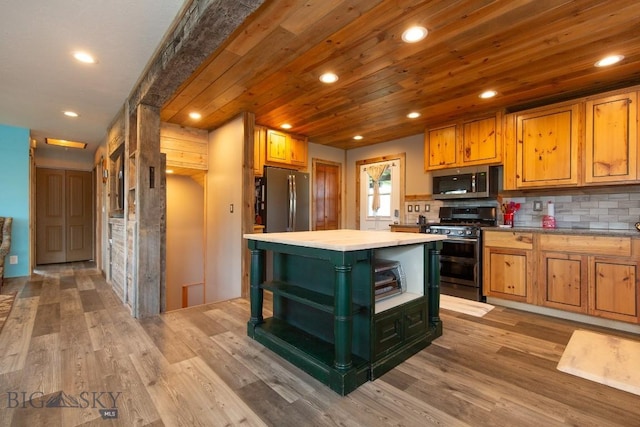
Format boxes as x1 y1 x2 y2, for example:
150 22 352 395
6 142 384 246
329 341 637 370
407 112 421 119
479 90 498 99
595 54 624 67
281 123 292 129
189 112 202 120
319 72 339 84
73 51 96 64
353 135 363 140
401 26 428 43
63 111 79 117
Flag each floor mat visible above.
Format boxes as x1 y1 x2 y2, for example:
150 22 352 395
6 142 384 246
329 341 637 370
0 292 17 335
557 329 640 396
439 294 494 317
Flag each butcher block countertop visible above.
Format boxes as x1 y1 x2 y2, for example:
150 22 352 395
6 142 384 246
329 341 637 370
243 229 446 251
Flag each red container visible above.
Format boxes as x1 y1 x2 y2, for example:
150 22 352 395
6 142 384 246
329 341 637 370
503 212 514 227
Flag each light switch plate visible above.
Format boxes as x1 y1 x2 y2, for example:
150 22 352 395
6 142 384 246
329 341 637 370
9 255 17 265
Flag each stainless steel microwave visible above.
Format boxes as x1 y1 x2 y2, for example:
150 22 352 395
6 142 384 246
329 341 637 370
431 165 501 200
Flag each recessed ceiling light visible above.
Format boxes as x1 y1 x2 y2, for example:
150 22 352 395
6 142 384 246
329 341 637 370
407 112 421 119
281 123 292 129
595 54 624 67
63 111 79 117
189 112 202 120
166 169 174 174
401 26 428 43
45 138 87 150
73 51 96 64
319 72 339 84
353 135 363 140
479 90 498 99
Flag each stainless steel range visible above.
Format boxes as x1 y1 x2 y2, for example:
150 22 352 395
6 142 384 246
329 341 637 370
423 206 497 302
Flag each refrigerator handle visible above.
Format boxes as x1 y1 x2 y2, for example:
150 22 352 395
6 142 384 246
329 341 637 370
292 174 297 231
287 174 294 231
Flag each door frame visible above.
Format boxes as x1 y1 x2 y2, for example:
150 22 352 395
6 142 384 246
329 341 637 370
355 153 405 230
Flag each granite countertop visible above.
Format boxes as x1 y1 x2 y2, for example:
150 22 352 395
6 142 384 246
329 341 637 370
483 226 640 237
243 229 446 251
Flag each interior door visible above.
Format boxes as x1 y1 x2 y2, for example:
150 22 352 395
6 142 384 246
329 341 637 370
36 168 93 264
313 160 340 230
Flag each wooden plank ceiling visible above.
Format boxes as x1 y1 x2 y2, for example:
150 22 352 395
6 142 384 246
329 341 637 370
161 0 640 150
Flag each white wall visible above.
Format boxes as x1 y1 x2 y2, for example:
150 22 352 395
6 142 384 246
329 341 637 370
345 133 428 229
166 174 204 310
205 116 244 303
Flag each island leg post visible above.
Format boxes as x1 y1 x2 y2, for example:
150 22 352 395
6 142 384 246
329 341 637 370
428 242 442 324
334 264 353 370
248 247 265 336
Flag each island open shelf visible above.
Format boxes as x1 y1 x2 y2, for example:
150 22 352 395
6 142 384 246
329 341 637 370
244 229 445 395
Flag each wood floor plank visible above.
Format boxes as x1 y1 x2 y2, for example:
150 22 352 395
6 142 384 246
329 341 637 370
3 262 640 426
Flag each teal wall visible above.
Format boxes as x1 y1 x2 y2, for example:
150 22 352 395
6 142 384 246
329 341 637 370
0 124 30 278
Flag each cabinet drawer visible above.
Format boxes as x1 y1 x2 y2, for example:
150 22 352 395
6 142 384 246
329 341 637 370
539 234 631 256
373 310 403 356
403 302 427 341
484 231 533 249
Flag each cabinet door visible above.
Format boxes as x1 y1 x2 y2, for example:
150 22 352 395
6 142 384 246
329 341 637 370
515 103 581 188
373 309 403 357
425 124 457 170
461 113 502 166
589 258 639 323
585 92 638 184
484 248 529 300
254 126 266 176
266 129 289 163
289 134 308 167
403 301 427 341
540 252 587 313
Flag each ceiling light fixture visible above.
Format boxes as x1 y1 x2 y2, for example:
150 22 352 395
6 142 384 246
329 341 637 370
281 123 292 129
73 51 96 64
407 112 421 119
595 54 624 67
189 112 202 120
353 135 363 140
401 26 428 43
63 111 79 117
479 90 498 99
166 169 174 174
319 72 339 84
45 138 87 150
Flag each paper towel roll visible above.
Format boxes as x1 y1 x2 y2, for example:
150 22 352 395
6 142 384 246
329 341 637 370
548 201 555 218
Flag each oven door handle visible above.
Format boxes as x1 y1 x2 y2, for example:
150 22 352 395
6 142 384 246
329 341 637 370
442 237 477 243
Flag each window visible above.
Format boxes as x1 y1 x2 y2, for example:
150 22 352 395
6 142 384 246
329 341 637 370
367 167 391 218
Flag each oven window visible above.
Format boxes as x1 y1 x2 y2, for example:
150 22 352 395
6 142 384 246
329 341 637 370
441 240 475 258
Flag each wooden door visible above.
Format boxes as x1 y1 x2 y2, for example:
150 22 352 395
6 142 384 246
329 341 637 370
36 168 93 264
313 160 341 230
585 91 638 184
425 124 457 170
515 103 581 188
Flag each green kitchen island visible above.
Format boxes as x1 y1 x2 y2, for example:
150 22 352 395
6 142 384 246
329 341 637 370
244 229 445 395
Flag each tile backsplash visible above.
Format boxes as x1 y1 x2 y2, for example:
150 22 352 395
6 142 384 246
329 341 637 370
404 187 640 230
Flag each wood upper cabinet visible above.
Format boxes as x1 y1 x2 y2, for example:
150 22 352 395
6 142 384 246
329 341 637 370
425 112 502 171
263 128 308 169
461 113 502 165
483 231 533 302
266 129 289 163
585 91 638 184
425 124 457 170
512 103 582 189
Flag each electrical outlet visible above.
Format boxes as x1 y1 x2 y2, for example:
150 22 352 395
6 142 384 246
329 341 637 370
533 200 543 211
9 255 18 265
425 204 430 212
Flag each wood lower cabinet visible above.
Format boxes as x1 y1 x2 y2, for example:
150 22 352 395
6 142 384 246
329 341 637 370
539 252 588 313
589 257 639 323
483 231 533 303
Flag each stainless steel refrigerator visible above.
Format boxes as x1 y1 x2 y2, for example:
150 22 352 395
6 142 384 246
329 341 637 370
260 166 310 232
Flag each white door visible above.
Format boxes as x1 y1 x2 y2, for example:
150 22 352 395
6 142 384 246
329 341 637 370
359 161 400 230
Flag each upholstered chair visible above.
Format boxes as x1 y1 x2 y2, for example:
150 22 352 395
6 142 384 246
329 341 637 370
0 217 13 288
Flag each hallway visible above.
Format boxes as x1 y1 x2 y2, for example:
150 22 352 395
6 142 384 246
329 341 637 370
0 263 638 426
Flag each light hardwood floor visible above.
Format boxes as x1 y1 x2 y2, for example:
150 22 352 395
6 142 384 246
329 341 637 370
0 262 639 426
